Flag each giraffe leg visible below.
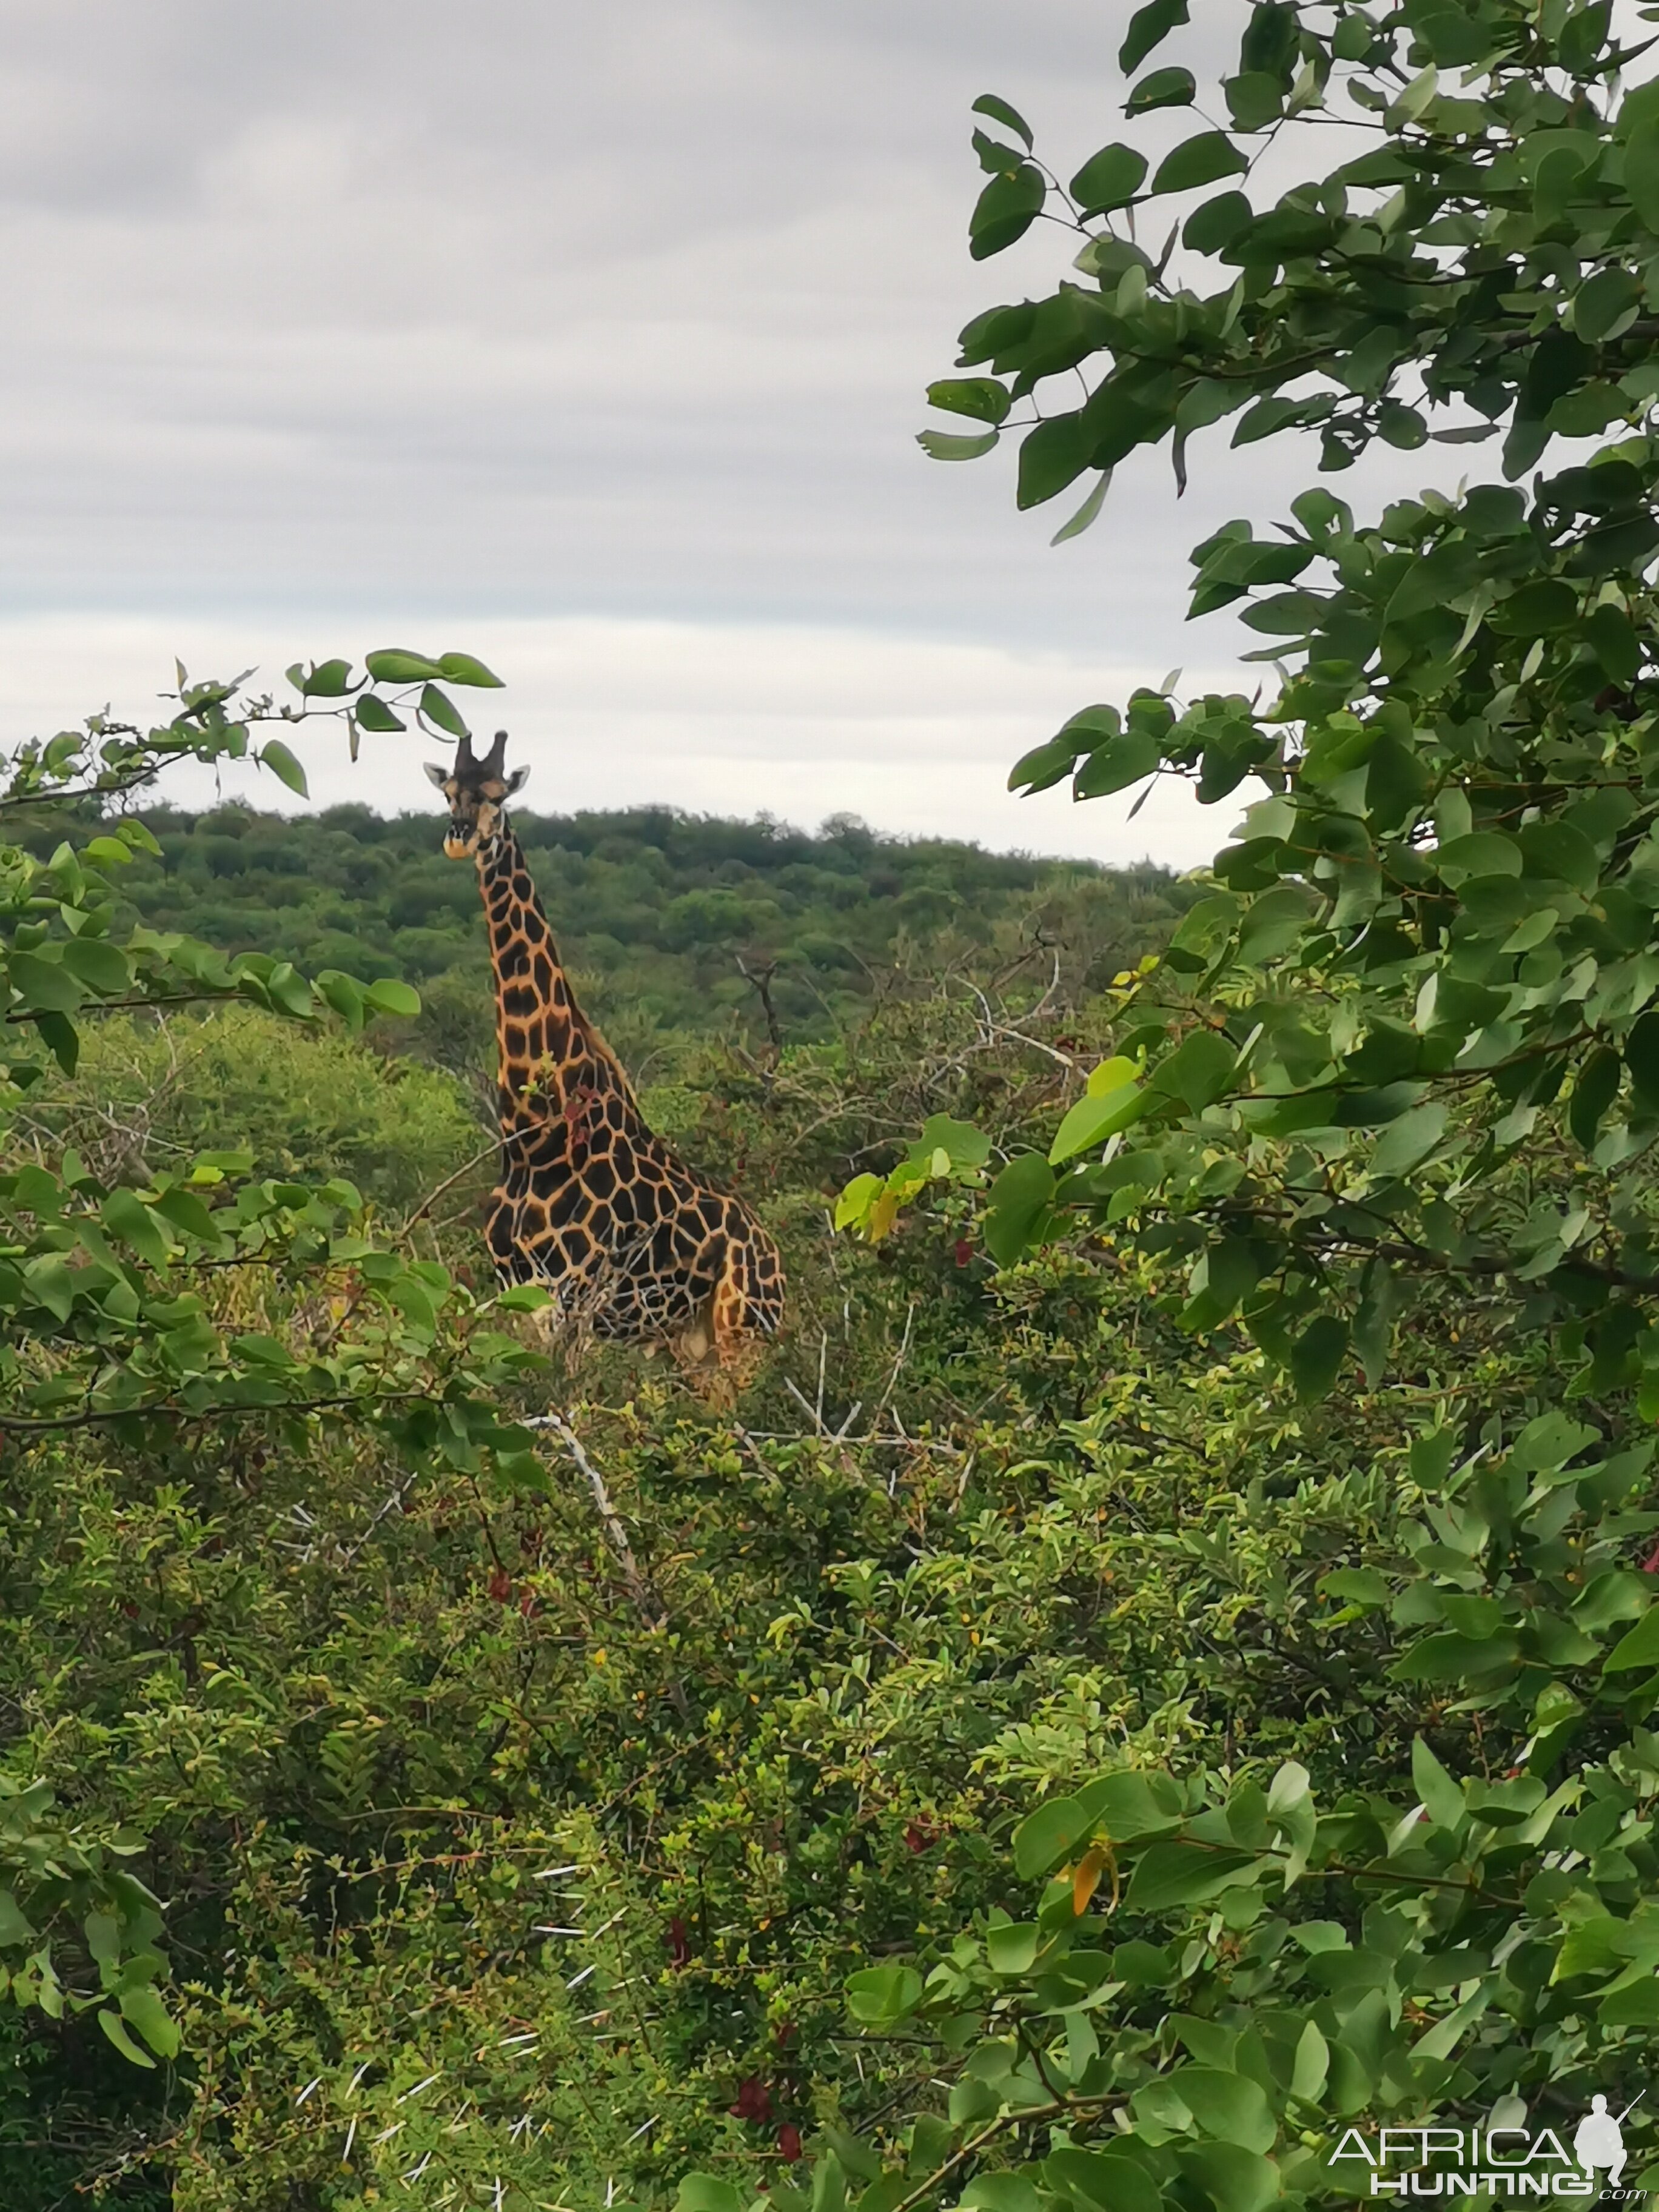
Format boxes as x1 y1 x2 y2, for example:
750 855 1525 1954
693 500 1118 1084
706 1240 765 1399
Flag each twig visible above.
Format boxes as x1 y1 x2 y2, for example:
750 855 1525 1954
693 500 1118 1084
401 1126 528 1241
873 1301 917 1429
734 954 783 1058
524 1413 668 1634
782 1376 829 1437
832 1399 863 1443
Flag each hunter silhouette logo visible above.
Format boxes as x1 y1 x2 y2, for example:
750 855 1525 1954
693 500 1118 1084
1329 2096 1645 2198
1574 2097 1642 2197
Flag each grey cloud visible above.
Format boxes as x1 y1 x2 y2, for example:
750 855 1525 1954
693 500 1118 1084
0 0 1447 850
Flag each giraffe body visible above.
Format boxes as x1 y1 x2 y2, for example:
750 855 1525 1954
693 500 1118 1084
428 733 785 1381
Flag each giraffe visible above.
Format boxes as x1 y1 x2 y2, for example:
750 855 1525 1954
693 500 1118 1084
424 729 786 1385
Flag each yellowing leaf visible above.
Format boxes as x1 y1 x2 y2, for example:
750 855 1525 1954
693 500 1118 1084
1073 1844 1109 1915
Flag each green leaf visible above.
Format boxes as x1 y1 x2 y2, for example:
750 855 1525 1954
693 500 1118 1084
1013 1794 1094 1878
259 740 309 798
1290 1316 1349 1403
846 1965 922 2024
1073 729 1162 798
1411 1737 1467 1831
984 1152 1055 1265
1236 886 1308 967
102 1189 172 1272
304 657 357 697
152 1185 224 1246
1051 472 1112 545
677 2180 745 2212
1624 107 1659 231
366 978 421 1019
1290 2020 1328 2102
1077 1769 1184 1843
1224 72 1284 130
419 684 471 742
927 378 1011 424
985 1921 1039 1974
919 428 1000 461
1570 1045 1621 1150
1051 1079 1147 1165
1175 2068 1276 2154
1605 1609 1659 1674
1369 1104 1447 1179
24 1256 75 1322
438 651 504 687
354 694 407 734
59 937 132 996
98 2009 156 2068
1628 1011 1659 1108
1151 132 1248 195
8 951 84 1014
1184 191 1253 253
1128 68 1198 116
1176 2145 1278 2212
1587 603 1641 685
1071 143 1148 214
118 1984 180 2060
1124 1840 1260 1910
1044 2150 1161 2212
970 163 1047 260
314 970 367 1030
1120 0 1189 73
1509 1411 1597 1474
1017 415 1093 509
364 648 446 683
1150 1030 1236 1113
962 2180 1044 2212
1574 267 1641 343
971 93 1033 149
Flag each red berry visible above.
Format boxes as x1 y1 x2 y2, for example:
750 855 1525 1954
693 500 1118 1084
778 2123 803 2162
729 2076 772 2123
487 1568 513 1603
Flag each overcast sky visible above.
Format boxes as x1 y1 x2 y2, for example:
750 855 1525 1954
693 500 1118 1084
0 1 1424 863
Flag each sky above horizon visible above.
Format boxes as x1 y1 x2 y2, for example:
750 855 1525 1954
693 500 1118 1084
0 1 1429 865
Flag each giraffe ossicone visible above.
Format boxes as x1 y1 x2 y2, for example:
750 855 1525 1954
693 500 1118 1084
429 728 786 1384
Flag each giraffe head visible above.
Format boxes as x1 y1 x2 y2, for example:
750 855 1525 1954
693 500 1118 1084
424 730 530 858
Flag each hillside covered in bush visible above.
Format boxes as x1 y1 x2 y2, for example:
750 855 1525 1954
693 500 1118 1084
39 801 1192 1070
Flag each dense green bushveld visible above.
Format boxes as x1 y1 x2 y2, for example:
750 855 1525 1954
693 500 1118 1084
786 7 1659 2212
2 986 1550 2210
19 800 1190 1072
24 0 1659 2195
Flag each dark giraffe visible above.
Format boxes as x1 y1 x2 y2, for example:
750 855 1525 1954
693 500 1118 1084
426 729 786 1383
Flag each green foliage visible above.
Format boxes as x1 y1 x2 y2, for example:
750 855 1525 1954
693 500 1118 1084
885 0 1659 1406
792 10 1659 2212
0 649 552 2083
70 800 1190 1075
0 1777 172 2066
38 1002 482 1213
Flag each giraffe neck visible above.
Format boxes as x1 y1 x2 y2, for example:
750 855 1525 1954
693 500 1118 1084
477 822 638 1131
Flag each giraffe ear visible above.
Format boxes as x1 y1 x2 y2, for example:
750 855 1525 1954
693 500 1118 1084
423 762 448 788
505 765 531 796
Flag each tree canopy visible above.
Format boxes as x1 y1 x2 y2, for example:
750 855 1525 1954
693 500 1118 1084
796 5 1659 2211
